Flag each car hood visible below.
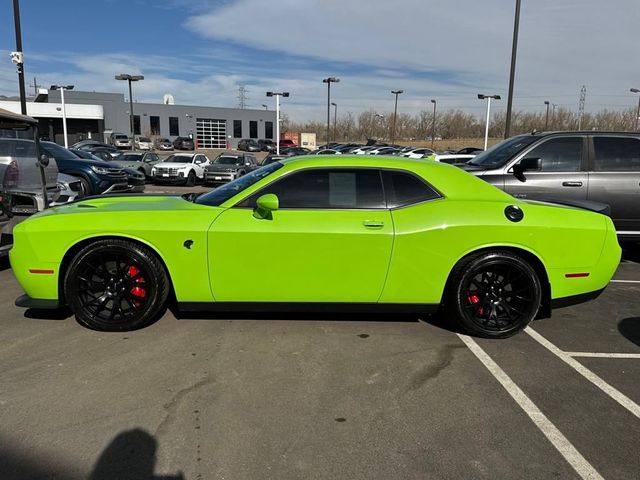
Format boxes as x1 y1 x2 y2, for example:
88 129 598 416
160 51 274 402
454 163 489 174
154 162 194 168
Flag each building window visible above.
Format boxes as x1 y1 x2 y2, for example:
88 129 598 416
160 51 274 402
169 117 179 136
150 116 161 135
233 120 242 138
265 121 273 139
133 115 141 135
249 121 258 138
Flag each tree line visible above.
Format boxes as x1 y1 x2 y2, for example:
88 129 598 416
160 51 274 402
281 107 639 143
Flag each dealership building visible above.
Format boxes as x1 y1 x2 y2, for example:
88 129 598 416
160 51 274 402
0 90 277 149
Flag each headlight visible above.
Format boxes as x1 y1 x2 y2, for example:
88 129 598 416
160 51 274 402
91 165 110 174
56 182 67 191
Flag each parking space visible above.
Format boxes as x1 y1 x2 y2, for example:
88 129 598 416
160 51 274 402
0 243 638 479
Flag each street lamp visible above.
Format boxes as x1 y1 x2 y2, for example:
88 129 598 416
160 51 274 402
544 100 550 130
504 0 521 139
430 99 437 149
391 90 404 145
115 73 144 139
50 84 74 148
631 88 640 131
322 77 339 146
478 94 501 150
331 102 337 143
262 104 268 110
266 91 290 154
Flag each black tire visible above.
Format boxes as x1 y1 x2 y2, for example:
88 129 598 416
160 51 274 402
79 177 92 196
64 239 170 331
446 251 542 338
185 170 196 186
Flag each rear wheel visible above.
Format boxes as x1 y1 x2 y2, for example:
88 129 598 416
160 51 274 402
447 251 542 338
64 239 169 331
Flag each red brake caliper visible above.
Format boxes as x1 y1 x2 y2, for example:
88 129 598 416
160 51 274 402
468 294 484 316
127 266 146 307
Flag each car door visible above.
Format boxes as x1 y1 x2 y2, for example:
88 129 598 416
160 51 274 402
208 168 393 302
503 136 588 201
587 135 640 232
193 154 207 177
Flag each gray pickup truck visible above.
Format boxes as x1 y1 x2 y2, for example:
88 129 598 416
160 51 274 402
204 153 258 185
458 131 640 239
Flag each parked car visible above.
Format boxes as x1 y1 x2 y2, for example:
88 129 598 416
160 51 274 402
111 152 161 179
51 173 84 205
351 146 377 155
280 147 310 156
173 136 195 150
458 131 640 238
203 153 258 185
368 146 398 155
311 149 342 155
134 136 153 150
401 147 435 159
11 156 620 336
423 153 477 165
257 139 276 152
71 139 110 150
70 148 147 191
156 138 174 151
40 141 129 196
261 154 288 165
237 139 260 152
109 133 132 150
457 147 483 155
151 153 210 186
83 144 121 159
122 167 146 192
279 138 297 149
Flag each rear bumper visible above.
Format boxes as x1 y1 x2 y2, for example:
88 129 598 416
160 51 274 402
551 287 606 309
15 294 60 309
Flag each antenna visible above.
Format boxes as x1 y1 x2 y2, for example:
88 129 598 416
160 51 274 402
29 76 41 96
577 85 586 129
237 85 248 109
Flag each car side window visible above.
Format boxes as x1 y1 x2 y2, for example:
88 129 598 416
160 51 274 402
523 137 583 172
382 171 441 208
593 137 640 171
237 168 385 209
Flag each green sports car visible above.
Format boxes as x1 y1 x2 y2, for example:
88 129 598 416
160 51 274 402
10 156 621 337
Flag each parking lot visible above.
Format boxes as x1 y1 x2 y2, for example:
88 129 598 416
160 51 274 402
0 175 638 479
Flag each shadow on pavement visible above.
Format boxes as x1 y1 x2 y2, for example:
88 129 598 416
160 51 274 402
0 257 10 272
618 317 640 348
24 306 73 320
621 242 640 264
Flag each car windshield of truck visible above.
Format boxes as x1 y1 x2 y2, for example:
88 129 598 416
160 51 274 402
163 155 192 163
115 135 128 140
214 156 242 165
194 162 283 206
467 136 538 168
138 137 150 142
41 142 79 160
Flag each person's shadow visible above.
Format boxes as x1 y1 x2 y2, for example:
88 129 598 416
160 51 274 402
89 429 183 480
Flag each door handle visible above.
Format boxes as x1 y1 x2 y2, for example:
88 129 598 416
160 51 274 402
562 181 583 187
363 220 384 228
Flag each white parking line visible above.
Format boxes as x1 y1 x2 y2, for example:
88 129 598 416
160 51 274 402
566 352 640 359
525 327 640 419
457 334 604 480
610 279 640 284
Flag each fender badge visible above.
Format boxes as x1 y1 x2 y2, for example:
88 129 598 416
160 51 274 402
183 240 194 249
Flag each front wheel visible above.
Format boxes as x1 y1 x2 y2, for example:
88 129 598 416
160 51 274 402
64 239 170 331
447 251 542 338
185 170 196 186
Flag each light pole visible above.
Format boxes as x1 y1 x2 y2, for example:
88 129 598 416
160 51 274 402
50 85 74 148
115 73 144 139
631 88 640 131
430 99 437 149
504 0 521 139
544 100 550 130
11 0 27 114
375 113 384 139
262 104 268 110
478 94 501 150
266 91 289 154
391 90 404 145
331 102 337 143
322 77 339 146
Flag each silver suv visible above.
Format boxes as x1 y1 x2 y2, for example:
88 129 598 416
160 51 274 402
459 132 640 238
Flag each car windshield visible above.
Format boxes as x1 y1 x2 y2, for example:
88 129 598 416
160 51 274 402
163 155 192 163
467 136 539 168
214 156 242 165
138 137 150 142
115 135 128 140
119 154 143 161
195 162 283 206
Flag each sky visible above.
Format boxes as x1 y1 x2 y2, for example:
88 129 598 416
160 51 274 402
0 0 638 122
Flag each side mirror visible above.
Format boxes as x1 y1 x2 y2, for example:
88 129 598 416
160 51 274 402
38 153 50 167
253 193 279 220
512 157 541 181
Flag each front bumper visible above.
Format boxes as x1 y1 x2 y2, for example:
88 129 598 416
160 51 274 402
204 171 236 184
15 294 60 309
152 173 188 184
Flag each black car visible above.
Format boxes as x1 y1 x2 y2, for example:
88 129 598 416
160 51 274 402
280 147 310 156
83 144 121 160
237 139 260 152
257 139 276 152
174 136 195 150
261 154 288 165
457 147 483 155
70 149 145 192
203 153 258 185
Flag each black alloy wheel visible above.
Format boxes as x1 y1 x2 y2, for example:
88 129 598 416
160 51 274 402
64 239 169 331
448 251 541 338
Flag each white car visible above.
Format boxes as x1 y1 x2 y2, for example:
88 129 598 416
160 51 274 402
401 147 435 159
351 146 377 154
151 153 210 186
367 146 397 155
134 136 153 150
424 153 476 165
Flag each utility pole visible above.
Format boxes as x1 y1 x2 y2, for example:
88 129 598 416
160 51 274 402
331 102 337 143
391 90 404 145
544 100 550 130
322 77 339 146
577 85 586 130
29 77 41 96
12 0 27 114
430 99 436 149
